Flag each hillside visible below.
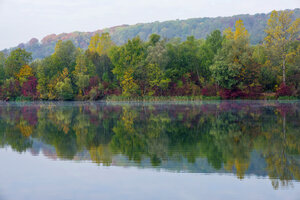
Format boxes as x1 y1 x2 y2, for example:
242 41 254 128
2 8 300 60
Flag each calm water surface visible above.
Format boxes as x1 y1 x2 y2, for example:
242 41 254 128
0 101 299 200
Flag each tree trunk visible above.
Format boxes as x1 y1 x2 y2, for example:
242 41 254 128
196 68 201 84
282 59 286 85
283 113 286 141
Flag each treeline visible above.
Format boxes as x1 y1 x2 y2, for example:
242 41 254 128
4 8 300 60
0 10 299 101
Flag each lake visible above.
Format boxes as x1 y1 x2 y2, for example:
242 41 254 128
0 101 299 200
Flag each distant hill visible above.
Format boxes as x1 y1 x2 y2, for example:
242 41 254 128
2 8 300 60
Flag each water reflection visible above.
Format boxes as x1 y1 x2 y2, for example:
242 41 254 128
0 101 299 189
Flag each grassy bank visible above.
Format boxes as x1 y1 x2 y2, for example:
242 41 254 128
3 95 300 102
105 95 223 102
105 95 300 102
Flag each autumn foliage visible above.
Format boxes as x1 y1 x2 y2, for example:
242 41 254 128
21 76 38 98
276 83 294 97
0 10 299 101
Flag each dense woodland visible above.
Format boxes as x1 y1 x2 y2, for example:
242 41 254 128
0 10 299 101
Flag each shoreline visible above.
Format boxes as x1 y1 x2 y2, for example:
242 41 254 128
1 98 299 103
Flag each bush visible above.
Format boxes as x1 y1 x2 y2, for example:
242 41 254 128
2 78 21 100
202 96 221 100
21 76 38 98
259 66 277 91
219 88 244 99
105 95 221 102
88 87 104 100
55 78 74 100
276 83 294 97
201 84 218 96
243 85 263 99
265 95 277 100
15 96 32 101
277 96 298 100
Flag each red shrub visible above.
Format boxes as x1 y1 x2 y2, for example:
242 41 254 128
276 83 293 97
219 88 244 99
89 76 100 88
22 76 38 98
168 82 189 96
201 85 218 96
219 85 263 99
86 76 100 93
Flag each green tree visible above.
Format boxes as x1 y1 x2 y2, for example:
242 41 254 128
75 49 95 76
87 33 115 82
197 30 224 82
55 77 74 100
110 37 146 95
5 48 32 78
110 36 146 80
0 52 6 84
133 63 167 96
165 36 212 82
264 10 300 84
76 73 90 95
206 30 224 54
53 40 77 73
36 41 77 99
2 78 21 99
210 61 240 89
146 40 169 69
148 34 161 46
165 37 197 80
182 36 204 80
36 56 55 99
86 52 114 81
210 20 256 89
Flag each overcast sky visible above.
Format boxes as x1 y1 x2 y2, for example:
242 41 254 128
0 0 299 49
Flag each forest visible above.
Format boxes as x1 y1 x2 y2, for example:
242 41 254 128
3 8 300 60
0 10 299 101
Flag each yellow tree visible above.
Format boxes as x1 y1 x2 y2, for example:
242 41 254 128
223 19 250 58
17 65 34 83
88 34 100 53
234 19 250 41
88 33 114 56
223 20 249 41
264 10 300 84
120 69 139 96
47 68 70 100
223 27 234 40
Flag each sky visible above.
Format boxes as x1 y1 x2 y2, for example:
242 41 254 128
0 0 299 49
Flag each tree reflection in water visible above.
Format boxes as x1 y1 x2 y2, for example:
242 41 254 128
0 101 299 189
